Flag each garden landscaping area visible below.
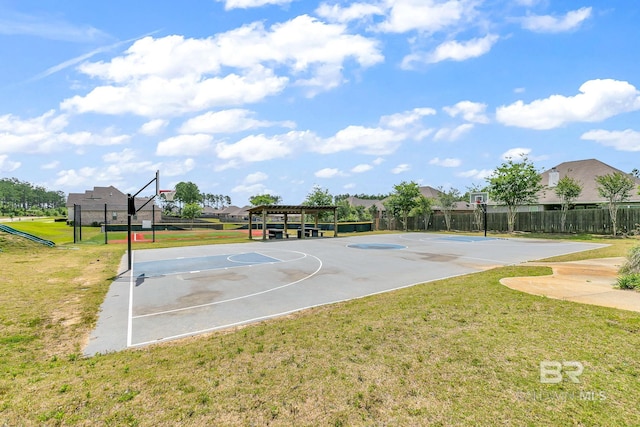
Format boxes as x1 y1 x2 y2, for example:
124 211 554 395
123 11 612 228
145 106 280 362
1 219 640 425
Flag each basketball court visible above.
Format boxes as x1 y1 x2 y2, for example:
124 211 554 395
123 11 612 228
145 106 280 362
84 233 607 356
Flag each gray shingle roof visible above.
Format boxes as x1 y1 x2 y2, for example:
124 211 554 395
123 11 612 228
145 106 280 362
66 186 158 210
538 159 640 204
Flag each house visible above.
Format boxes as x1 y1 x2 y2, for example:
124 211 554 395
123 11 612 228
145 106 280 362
346 187 473 215
66 186 161 226
536 159 640 210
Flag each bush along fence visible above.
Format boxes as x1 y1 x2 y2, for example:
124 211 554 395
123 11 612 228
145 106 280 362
378 208 640 235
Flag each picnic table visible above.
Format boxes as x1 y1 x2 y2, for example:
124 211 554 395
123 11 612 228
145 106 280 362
297 227 323 238
267 229 287 239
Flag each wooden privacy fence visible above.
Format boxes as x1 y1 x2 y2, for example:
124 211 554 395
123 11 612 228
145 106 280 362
379 208 640 234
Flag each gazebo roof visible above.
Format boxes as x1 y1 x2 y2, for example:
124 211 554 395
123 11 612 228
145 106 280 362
247 205 337 215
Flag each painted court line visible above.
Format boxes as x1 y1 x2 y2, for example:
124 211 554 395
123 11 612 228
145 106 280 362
130 251 322 322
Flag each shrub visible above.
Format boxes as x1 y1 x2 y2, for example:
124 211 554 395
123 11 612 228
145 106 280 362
619 245 640 275
616 273 640 290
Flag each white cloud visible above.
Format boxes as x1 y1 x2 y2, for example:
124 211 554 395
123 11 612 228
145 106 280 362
216 0 294 10
391 163 410 174
0 10 108 42
429 157 461 167
433 123 474 141
41 160 60 170
316 2 384 24
231 171 272 195
457 169 493 180
179 109 294 134
404 34 498 67
156 134 213 156
215 131 307 163
496 79 640 130
231 182 269 194
0 110 129 154
501 147 531 160
62 68 289 117
63 16 383 116
139 119 168 135
377 0 471 34
351 164 373 173
103 148 137 163
443 101 489 123
380 107 436 128
245 171 269 184
315 167 344 178
313 126 405 155
0 155 21 172
521 7 592 33
372 157 385 165
581 129 640 152
161 158 196 177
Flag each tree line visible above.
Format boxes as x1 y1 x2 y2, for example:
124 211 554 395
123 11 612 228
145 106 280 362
159 157 640 234
0 178 66 217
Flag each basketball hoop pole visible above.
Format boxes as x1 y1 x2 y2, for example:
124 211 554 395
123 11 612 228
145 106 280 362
127 170 159 271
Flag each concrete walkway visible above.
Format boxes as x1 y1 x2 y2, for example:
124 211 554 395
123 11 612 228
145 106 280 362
500 257 640 313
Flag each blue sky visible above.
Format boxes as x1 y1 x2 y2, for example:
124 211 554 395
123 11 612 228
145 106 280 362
1 0 639 204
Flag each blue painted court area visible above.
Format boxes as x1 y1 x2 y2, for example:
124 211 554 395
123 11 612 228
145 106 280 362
435 236 499 243
133 252 281 277
347 243 407 250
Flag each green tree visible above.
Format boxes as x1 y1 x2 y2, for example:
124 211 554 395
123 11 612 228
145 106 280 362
466 184 487 232
411 195 433 230
367 204 380 230
384 181 421 231
303 185 333 206
554 176 582 232
435 186 460 231
249 194 282 206
595 171 635 236
486 157 543 233
174 181 201 207
303 185 334 221
181 202 203 230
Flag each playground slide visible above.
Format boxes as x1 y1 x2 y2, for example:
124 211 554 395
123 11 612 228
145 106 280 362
0 224 55 247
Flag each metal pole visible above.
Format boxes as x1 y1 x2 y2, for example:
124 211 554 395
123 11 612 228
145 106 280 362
127 195 132 271
152 204 156 243
104 204 108 245
78 205 82 241
484 204 487 237
73 204 77 244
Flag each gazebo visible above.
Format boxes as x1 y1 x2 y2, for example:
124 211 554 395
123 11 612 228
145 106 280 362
247 205 338 240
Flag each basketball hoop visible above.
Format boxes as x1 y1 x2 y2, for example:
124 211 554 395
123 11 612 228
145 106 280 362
159 190 176 202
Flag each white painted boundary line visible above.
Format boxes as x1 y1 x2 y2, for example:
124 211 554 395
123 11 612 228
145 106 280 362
127 251 135 348
127 272 461 349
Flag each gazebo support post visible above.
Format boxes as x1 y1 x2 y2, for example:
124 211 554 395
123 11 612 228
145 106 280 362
262 209 267 240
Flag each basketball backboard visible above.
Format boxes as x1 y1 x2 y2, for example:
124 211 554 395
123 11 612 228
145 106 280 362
470 191 488 205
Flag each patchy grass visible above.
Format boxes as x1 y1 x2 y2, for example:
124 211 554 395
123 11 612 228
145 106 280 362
1 229 640 425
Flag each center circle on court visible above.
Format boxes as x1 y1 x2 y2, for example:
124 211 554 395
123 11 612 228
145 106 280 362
347 243 407 250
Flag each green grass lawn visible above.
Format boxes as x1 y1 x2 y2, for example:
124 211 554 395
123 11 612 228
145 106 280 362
1 222 640 425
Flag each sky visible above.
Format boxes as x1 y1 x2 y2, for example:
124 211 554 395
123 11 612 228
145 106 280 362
1 0 639 205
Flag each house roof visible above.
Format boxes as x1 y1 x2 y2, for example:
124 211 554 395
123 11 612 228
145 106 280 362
538 159 640 205
344 196 385 211
66 185 158 210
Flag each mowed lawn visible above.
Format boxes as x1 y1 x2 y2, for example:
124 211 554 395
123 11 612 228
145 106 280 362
1 221 640 425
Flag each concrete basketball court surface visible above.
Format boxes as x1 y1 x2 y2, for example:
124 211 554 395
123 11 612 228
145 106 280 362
84 233 607 356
